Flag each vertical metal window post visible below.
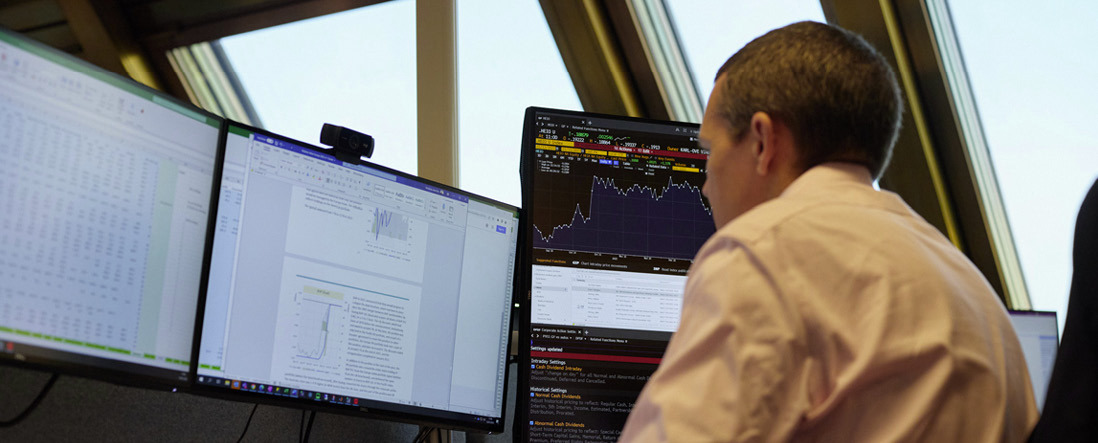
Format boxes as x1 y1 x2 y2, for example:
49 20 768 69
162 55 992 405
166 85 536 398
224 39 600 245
418 0 459 187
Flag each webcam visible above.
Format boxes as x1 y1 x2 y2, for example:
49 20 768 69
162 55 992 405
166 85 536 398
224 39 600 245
319 124 375 163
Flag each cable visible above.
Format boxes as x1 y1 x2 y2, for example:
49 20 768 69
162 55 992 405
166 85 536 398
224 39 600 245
301 411 316 443
235 404 258 443
299 410 307 442
0 373 59 428
413 427 437 443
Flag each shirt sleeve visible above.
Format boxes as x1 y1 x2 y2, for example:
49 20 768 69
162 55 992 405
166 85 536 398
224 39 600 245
619 243 808 442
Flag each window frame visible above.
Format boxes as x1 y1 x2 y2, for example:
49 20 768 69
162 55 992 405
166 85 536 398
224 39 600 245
823 0 1029 308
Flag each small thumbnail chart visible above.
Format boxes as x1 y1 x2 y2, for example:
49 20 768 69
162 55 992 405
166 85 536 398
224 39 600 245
372 208 409 242
270 257 423 401
293 287 344 361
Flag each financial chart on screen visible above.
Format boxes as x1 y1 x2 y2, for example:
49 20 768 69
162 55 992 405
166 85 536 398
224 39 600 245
194 123 518 432
0 29 221 386
520 107 713 442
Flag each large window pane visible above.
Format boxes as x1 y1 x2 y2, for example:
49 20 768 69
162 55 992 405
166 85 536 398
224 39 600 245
665 0 825 107
949 1 1098 328
219 0 417 174
457 0 581 206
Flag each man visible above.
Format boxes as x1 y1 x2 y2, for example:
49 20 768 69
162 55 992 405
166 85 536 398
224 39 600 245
619 21 1037 442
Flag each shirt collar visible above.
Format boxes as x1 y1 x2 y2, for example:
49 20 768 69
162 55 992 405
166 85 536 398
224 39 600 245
780 162 875 199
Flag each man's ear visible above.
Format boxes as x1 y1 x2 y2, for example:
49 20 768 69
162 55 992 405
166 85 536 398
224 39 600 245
749 112 776 175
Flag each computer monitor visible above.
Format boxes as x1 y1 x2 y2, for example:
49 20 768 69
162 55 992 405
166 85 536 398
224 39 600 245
517 107 712 441
191 122 519 433
0 28 223 388
1007 310 1058 411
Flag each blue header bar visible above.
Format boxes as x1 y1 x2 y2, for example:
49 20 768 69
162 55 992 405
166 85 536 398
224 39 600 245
345 163 398 182
253 136 468 203
414 181 469 203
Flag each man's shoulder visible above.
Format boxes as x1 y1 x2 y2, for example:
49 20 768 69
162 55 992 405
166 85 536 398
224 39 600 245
711 163 917 243
721 195 825 240
700 187 946 266
714 190 899 243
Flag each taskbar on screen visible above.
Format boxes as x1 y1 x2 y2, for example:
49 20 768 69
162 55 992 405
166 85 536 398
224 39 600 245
193 375 503 428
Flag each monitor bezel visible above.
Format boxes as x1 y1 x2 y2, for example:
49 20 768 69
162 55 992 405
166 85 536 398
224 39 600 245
188 120 520 434
1007 309 1058 318
0 25 225 391
515 106 703 441
1006 309 1059 339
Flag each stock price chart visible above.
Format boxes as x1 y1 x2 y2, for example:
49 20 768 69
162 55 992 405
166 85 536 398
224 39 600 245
530 117 714 274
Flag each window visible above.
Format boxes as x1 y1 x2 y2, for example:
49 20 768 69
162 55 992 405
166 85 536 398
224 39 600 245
947 1 1098 329
664 0 826 107
179 0 578 205
457 0 581 206
219 0 418 175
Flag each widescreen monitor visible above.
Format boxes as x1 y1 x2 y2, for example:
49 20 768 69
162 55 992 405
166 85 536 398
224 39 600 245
517 107 712 441
191 122 519 433
1007 310 1058 411
0 28 223 388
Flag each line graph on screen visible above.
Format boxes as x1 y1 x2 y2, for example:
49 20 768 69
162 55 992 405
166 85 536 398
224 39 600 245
534 176 714 260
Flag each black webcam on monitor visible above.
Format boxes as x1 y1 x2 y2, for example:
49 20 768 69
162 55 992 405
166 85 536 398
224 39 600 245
320 123 375 163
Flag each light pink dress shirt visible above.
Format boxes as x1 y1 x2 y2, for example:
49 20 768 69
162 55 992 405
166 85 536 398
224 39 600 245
620 163 1037 442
